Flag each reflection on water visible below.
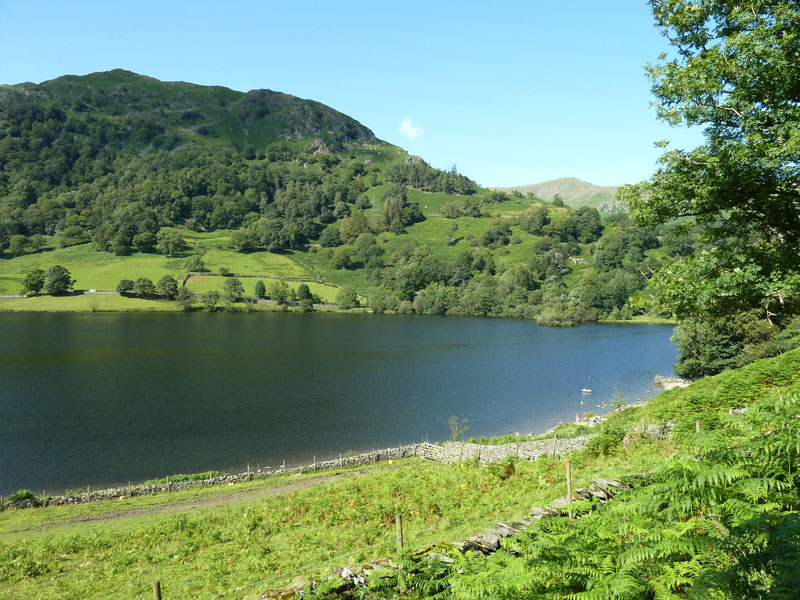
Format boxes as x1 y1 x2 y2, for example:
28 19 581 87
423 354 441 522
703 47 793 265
0 312 675 493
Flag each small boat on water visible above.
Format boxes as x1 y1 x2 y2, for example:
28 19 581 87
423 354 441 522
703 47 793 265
581 388 592 393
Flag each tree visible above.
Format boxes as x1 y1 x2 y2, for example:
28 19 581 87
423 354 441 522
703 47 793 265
336 286 358 309
319 226 342 248
520 204 549 235
202 290 220 311
223 277 244 303
623 1 800 322
254 280 266 299
116 279 135 295
8 234 27 257
43 265 74 295
184 254 207 272
21 269 45 295
339 209 370 244
270 279 290 304
133 277 156 298
445 221 459 245
176 286 193 311
448 415 469 442
156 228 187 257
132 231 156 253
297 283 312 301
230 229 256 252
331 245 354 270
156 275 179 299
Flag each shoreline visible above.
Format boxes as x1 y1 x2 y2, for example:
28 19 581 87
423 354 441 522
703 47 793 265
1 378 669 504
2 434 590 510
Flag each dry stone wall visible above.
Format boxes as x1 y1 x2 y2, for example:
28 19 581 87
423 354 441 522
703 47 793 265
3 437 589 510
439 436 588 464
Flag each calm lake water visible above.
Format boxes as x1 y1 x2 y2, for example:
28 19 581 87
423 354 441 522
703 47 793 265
0 313 676 494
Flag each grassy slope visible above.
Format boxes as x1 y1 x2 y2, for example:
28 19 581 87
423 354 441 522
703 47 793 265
0 448 668 599
1 181 639 312
3 348 798 599
0 194 613 310
494 177 619 209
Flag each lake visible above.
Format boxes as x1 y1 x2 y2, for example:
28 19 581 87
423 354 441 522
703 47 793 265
0 312 676 494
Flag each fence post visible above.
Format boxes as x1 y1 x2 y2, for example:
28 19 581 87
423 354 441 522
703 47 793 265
153 580 162 600
641 416 645 433
395 513 404 551
566 460 573 520
696 420 701 433
128 481 132 497
551 431 558 457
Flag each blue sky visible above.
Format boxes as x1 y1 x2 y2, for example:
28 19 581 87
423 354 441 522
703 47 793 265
0 1 701 187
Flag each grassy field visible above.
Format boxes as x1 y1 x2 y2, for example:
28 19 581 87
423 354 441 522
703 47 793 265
0 245 186 294
185 275 340 303
197 248 309 279
0 443 670 599
0 295 180 312
0 237 311 298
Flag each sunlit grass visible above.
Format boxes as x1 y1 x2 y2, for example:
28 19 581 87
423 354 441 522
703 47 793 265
0 294 180 312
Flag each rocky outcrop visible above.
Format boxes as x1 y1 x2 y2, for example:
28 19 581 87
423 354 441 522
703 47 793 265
654 375 691 390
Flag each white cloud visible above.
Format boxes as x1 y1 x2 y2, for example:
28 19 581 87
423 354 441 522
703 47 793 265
398 116 423 139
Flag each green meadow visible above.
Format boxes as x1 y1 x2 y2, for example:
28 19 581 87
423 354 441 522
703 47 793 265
0 438 669 599
185 276 339 303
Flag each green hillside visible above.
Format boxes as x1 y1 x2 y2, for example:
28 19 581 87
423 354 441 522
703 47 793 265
1 68 376 151
0 69 683 326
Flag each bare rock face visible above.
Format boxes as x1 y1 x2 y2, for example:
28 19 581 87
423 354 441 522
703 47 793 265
404 155 427 165
654 375 691 390
466 532 502 553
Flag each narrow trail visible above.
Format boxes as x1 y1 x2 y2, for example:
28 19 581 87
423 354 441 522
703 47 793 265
6 464 400 535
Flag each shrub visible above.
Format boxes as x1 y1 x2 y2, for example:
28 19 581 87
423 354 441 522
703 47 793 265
585 424 627 456
9 489 37 503
488 456 518 481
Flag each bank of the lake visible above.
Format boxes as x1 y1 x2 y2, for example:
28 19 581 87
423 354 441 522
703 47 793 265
0 312 676 495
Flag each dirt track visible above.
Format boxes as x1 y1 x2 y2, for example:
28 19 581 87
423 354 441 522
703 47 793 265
6 466 386 535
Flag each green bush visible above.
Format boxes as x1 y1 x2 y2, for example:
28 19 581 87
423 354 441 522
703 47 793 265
141 471 220 485
585 424 627 457
8 489 37 502
488 456 518 481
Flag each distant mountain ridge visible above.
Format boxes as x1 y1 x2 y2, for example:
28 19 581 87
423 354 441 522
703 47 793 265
493 177 623 213
0 69 377 152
